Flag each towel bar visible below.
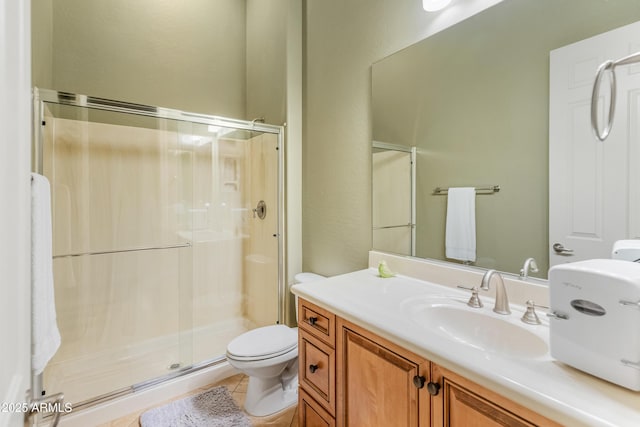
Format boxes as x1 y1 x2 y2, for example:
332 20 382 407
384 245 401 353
433 185 500 195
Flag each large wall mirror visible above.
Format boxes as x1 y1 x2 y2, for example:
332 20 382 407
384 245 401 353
372 0 640 279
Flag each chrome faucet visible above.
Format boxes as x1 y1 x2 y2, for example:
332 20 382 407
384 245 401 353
480 270 511 315
519 257 539 280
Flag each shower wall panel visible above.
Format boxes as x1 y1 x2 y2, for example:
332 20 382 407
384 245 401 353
46 118 184 254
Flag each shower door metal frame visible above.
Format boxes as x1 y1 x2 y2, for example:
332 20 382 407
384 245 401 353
371 141 417 256
31 87 286 413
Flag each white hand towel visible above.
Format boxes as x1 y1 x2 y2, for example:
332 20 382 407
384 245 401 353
31 173 61 374
445 187 476 262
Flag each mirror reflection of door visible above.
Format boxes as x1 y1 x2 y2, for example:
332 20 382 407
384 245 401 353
549 20 640 267
372 142 416 256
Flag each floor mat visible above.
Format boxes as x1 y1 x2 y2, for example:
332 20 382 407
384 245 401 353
140 386 251 427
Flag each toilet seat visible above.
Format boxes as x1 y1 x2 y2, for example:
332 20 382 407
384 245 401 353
227 325 297 362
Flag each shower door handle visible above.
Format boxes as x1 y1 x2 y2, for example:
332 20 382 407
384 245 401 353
26 392 65 427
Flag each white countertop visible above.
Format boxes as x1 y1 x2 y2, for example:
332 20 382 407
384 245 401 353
291 267 640 427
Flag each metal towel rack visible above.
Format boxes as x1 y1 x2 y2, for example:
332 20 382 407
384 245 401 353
591 51 640 141
52 242 192 259
433 185 500 195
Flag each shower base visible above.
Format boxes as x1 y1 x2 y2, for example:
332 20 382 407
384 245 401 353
45 317 249 407
55 361 237 427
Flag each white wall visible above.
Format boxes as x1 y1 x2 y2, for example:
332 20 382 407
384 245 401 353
0 1 32 426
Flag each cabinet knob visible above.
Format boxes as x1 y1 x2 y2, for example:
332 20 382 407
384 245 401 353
308 316 318 326
309 364 319 373
427 381 441 396
412 375 426 389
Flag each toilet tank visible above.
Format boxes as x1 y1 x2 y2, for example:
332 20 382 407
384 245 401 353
292 272 326 323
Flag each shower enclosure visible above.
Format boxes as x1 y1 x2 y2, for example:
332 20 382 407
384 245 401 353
32 88 285 409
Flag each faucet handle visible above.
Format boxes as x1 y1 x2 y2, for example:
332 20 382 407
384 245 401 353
457 285 483 308
521 300 548 325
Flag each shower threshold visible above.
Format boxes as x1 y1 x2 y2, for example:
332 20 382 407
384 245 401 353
45 356 227 419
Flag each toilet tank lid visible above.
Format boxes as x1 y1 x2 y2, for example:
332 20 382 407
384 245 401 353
295 272 326 283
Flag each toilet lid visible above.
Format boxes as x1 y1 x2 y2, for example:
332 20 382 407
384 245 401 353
227 325 297 359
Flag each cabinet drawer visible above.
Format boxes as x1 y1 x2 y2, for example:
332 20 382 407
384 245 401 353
300 330 336 416
299 299 336 347
299 388 336 427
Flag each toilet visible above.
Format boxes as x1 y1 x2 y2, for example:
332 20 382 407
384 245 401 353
225 272 326 416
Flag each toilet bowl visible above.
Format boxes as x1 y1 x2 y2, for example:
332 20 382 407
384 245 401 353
225 272 325 416
226 325 298 416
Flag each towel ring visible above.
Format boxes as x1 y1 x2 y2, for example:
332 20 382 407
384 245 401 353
590 51 640 142
590 60 616 142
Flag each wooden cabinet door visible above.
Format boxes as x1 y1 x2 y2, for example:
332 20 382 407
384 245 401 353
431 364 561 427
336 318 430 427
300 388 336 427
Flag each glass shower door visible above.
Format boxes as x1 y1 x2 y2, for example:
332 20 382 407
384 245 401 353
36 89 284 409
187 124 280 363
41 103 195 405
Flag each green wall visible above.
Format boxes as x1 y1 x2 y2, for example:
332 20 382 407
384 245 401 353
302 0 501 276
32 0 288 124
31 0 53 89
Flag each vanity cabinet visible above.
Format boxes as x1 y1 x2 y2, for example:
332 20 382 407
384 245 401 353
298 298 560 427
336 317 431 427
430 364 561 427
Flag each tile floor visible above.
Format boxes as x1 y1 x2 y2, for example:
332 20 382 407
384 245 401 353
96 374 298 427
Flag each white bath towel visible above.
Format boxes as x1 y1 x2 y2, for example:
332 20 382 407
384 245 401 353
445 187 476 262
31 173 61 374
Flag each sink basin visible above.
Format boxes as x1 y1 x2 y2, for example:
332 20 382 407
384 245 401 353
403 297 549 358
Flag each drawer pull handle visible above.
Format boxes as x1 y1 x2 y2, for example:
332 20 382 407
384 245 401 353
309 364 319 373
427 381 441 396
308 316 318 326
412 375 426 389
